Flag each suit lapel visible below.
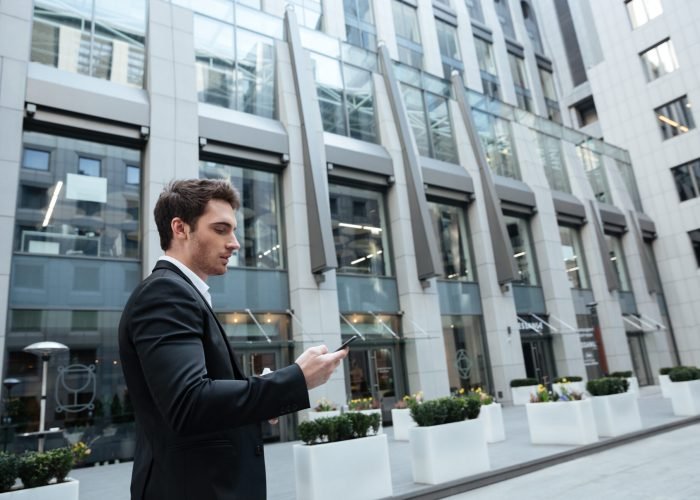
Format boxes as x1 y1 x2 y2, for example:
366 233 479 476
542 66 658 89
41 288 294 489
152 261 246 379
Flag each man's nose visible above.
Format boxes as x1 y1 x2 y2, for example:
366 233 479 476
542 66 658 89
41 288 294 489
228 233 241 250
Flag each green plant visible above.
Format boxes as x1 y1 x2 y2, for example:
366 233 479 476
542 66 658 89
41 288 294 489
394 391 423 409
586 377 629 396
659 367 673 375
609 371 633 378
409 396 480 427
0 452 18 492
298 412 381 445
530 384 583 402
313 397 337 412
510 378 538 388
46 448 73 483
668 366 700 382
18 451 53 489
71 441 91 463
553 376 583 383
348 397 379 411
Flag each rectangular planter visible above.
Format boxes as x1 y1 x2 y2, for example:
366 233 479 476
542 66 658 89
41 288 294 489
669 379 700 416
627 377 639 397
478 403 505 442
390 408 416 441
526 399 598 445
294 434 392 500
659 374 672 398
2 479 79 500
590 392 642 437
511 385 538 406
409 419 489 484
552 381 585 397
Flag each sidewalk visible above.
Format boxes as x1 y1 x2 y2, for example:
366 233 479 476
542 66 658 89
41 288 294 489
71 386 700 499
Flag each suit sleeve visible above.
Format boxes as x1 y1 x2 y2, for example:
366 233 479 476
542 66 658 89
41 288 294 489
126 275 310 436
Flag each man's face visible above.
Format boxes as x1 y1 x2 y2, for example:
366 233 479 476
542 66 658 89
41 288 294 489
184 199 240 280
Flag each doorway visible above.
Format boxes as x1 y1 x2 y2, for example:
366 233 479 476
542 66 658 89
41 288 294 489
521 337 555 384
627 332 652 386
347 346 402 424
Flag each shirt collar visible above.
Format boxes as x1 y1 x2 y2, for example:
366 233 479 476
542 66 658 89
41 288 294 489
158 256 212 307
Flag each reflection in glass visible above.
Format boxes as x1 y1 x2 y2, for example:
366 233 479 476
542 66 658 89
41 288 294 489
578 145 610 203
23 149 51 171
615 160 643 211
654 96 695 140
626 0 663 29
442 315 489 393
671 160 700 202
330 184 391 276
559 226 588 289
428 201 474 281
508 53 531 112
200 161 283 270
504 215 538 285
641 39 678 81
474 37 500 99
217 311 289 342
344 0 376 51
436 19 461 78
472 109 519 179
537 133 569 192
538 68 561 123
392 0 422 68
606 234 632 292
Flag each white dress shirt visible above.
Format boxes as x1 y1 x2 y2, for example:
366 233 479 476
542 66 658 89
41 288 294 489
158 255 212 307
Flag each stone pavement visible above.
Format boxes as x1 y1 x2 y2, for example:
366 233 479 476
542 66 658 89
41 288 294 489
70 386 700 499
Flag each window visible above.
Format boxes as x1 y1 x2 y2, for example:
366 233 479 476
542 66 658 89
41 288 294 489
494 0 516 39
436 19 462 78
330 184 391 276
655 96 695 140
465 0 484 23
31 0 146 87
126 165 140 185
427 201 474 281
472 109 519 179
23 148 50 171
442 315 489 393
200 161 283 269
538 133 569 192
344 0 377 51
626 0 662 29
508 53 532 112
690 229 700 267
671 159 700 202
392 1 423 68
538 67 561 123
605 234 632 291
640 39 679 81
504 215 538 285
573 96 598 127
577 144 611 203
559 225 589 289
474 37 500 99
616 160 643 211
521 1 544 54
16 132 141 259
289 0 323 30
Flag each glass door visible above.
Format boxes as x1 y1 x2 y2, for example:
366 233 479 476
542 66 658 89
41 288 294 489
627 333 652 386
235 349 283 441
521 337 555 384
347 346 401 423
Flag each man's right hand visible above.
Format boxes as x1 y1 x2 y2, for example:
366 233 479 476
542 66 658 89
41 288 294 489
295 345 348 390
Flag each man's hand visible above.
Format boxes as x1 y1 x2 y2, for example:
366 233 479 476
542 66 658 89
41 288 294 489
295 345 348 390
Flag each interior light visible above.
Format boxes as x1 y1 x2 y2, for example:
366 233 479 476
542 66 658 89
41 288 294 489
42 181 63 227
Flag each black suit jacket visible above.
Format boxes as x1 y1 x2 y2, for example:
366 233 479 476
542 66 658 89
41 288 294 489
118 260 310 499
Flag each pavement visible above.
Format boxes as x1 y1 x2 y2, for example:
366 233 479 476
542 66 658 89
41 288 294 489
71 386 700 499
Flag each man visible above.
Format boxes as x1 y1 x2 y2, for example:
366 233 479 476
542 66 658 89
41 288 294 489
119 179 347 499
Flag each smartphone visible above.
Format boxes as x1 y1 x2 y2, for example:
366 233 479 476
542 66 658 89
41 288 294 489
335 335 359 352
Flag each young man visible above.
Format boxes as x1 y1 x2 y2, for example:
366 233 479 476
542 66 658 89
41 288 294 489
119 179 347 499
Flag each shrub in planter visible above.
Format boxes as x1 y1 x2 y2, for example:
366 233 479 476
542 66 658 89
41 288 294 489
47 447 74 483
668 366 700 382
509 378 538 387
410 396 480 426
659 367 672 376
18 451 54 489
553 376 583 383
297 412 380 445
609 371 633 378
0 452 18 493
586 377 629 396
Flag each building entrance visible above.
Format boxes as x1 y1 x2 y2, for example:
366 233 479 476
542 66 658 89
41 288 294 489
347 346 402 424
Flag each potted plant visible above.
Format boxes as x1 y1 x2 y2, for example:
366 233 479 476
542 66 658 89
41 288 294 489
408 395 489 484
552 376 585 396
294 412 391 500
510 378 539 406
307 397 340 421
668 366 700 416
609 371 638 397
0 441 89 499
390 392 421 441
467 387 505 443
347 397 382 434
586 377 641 437
526 385 598 445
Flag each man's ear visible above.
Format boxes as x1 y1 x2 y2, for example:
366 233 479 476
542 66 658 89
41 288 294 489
171 217 189 240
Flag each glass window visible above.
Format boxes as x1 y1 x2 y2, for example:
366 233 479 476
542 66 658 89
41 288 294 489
655 96 695 140
199 161 283 269
472 109 520 179
494 0 516 39
508 53 531 112
559 225 589 289
217 311 290 342
392 1 423 68
605 234 632 291
689 229 700 267
474 37 500 100
330 184 391 276
23 149 50 171
538 67 561 123
641 39 679 81
428 201 474 281
344 0 376 51
616 159 643 211
504 215 538 285
31 0 146 87
289 0 323 30
16 131 141 259
573 97 598 126
521 1 543 54
442 315 490 393
626 0 663 29
465 0 484 23
537 132 569 192
126 165 140 185
671 160 700 202
435 19 462 78
577 144 611 203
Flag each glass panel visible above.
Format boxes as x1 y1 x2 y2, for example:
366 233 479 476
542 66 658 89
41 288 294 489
289 0 323 30
626 0 663 29
673 166 696 201
426 93 458 163
78 157 100 177
465 0 484 22
472 109 520 179
427 201 474 280
655 96 695 140
537 132 569 192
605 234 632 291
330 184 391 276
401 84 430 157
392 1 420 43
310 52 346 136
521 1 543 54
616 160 643 211
493 0 515 39
217 312 289 341
23 149 51 171
126 165 140 185
235 28 275 119
442 315 490 393
559 225 589 289
578 145 610 203
504 215 538 285
195 15 235 108
344 64 376 143
199 162 283 269
641 39 679 81
436 19 461 77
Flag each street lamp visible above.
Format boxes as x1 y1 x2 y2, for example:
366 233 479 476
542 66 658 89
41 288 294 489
23 342 68 452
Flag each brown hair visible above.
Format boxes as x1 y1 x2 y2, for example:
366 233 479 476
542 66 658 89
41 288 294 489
154 179 240 250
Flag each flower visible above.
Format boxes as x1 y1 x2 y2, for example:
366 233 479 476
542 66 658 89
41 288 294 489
530 384 583 403
313 397 337 412
394 391 423 409
348 397 379 410
453 386 495 405
71 441 91 462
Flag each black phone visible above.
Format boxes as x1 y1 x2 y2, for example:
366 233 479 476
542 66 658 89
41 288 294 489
335 335 359 352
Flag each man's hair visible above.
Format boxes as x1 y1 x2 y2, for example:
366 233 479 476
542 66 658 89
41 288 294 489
154 179 241 250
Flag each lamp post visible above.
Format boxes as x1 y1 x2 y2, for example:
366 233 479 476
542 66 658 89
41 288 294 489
23 341 68 452
586 302 609 376
2 378 20 452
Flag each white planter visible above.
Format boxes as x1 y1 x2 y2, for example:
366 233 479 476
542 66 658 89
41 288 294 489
659 374 672 398
2 479 79 500
409 419 489 484
526 399 598 445
390 408 416 441
294 434 392 500
307 410 341 421
511 385 538 406
627 377 639 397
552 381 585 397
590 392 642 437
669 379 700 416
478 403 505 443
348 409 383 434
